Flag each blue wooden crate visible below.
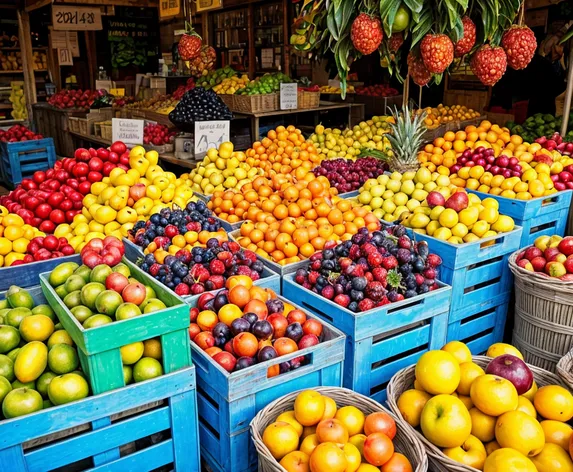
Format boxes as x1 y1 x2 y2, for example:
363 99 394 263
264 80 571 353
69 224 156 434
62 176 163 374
467 189 572 247
338 190 359 200
0 254 81 291
0 367 199 472
189 295 345 472
447 300 510 355
0 138 56 187
406 227 522 316
283 273 451 403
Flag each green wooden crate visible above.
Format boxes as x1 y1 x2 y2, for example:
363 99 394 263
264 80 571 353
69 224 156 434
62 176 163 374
39 257 192 395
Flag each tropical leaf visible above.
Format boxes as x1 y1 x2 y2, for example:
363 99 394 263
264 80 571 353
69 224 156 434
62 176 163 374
327 8 339 41
411 7 432 46
402 0 423 14
560 25 573 44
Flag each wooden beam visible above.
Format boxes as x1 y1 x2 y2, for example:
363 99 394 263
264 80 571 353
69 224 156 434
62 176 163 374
18 10 36 120
84 31 97 90
47 29 61 90
25 0 51 13
282 0 289 74
248 3 255 77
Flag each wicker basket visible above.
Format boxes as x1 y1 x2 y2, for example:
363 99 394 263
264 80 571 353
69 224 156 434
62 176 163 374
250 387 428 472
100 122 113 142
509 250 573 372
68 117 80 133
297 91 320 109
233 93 278 114
387 355 568 472
557 348 573 390
218 94 234 110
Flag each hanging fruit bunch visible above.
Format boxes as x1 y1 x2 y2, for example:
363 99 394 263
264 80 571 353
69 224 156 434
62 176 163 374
188 46 216 78
293 0 536 95
178 22 202 61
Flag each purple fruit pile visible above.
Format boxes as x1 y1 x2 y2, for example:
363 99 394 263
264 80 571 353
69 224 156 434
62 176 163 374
450 146 522 178
312 157 387 194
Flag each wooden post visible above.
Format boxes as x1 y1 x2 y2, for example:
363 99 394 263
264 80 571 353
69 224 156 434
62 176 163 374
560 40 573 136
18 10 36 120
282 0 289 75
84 31 97 90
248 3 255 77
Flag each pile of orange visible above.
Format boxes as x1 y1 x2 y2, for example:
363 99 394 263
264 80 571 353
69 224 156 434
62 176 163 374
417 104 481 129
245 125 321 177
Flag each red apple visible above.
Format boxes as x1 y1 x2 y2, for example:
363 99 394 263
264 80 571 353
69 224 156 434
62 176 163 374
530 256 547 272
523 246 543 261
213 351 236 372
565 255 573 274
105 272 129 293
122 282 147 305
516 259 534 271
267 313 288 338
546 261 567 278
558 237 573 257
486 354 533 394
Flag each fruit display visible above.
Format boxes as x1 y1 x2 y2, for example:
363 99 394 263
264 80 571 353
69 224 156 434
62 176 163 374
32 51 47 71
189 142 262 196
536 133 573 157
172 78 196 100
60 145 195 250
417 104 481 129
308 117 393 160
79 236 124 269
190 280 330 375
355 84 399 97
261 388 414 470
0 209 45 267
137 237 262 296
235 72 292 95
0 285 88 418
294 225 442 312
508 113 573 144
0 144 126 235
169 88 233 128
195 66 250 95
395 341 573 471
178 22 202 61
312 157 388 194
293 0 526 93
514 235 573 280
0 51 21 71
128 95 179 115
187 45 216 78
143 123 176 147
0 125 42 142
48 89 98 110
319 85 356 94
22 235 75 265
9 82 26 120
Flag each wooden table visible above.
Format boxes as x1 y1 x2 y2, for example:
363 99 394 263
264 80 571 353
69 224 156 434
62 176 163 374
235 101 359 141
69 130 197 170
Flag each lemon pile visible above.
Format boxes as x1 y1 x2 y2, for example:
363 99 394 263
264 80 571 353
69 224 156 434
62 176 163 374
0 209 44 266
212 75 250 95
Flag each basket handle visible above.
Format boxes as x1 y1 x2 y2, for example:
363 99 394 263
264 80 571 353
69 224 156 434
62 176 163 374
540 191 570 208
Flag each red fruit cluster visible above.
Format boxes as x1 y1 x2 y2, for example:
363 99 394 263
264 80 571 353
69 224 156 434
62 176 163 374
178 31 202 61
0 142 127 233
388 33 404 53
516 237 573 280
355 84 399 97
23 235 75 264
0 125 42 142
189 287 324 374
471 45 507 86
48 89 98 110
81 237 125 269
454 17 476 57
298 85 320 92
312 157 387 194
501 25 537 70
144 123 176 146
537 133 573 157
351 13 383 55
407 52 432 86
172 78 196 100
420 34 454 73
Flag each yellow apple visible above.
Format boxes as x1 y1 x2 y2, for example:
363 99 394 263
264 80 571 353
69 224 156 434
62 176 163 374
420 394 472 448
443 434 487 470
129 145 146 158
117 207 138 225
145 150 159 166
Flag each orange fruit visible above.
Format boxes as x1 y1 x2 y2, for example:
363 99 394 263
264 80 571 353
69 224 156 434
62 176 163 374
228 285 250 308
363 432 394 467
262 421 299 460
380 453 413 472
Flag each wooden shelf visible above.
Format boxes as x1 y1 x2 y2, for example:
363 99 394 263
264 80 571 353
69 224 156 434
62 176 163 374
0 70 22 74
0 104 13 109
255 24 283 28
33 69 47 72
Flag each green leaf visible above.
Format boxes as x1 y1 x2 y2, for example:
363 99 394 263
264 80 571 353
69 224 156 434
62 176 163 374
411 7 432 46
381 1 403 37
402 0 423 14
327 8 339 41
450 16 464 42
455 0 469 9
560 26 573 44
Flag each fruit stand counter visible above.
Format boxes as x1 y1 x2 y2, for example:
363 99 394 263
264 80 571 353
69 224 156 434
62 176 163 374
32 103 87 157
236 101 361 141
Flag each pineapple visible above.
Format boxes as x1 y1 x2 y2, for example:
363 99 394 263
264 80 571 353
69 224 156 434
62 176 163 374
386 105 427 172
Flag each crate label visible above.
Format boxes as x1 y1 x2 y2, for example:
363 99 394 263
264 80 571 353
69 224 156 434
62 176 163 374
52 6 103 31
280 83 298 110
194 121 230 157
112 118 144 145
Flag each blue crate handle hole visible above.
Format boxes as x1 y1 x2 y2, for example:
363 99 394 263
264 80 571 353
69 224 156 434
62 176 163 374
387 297 425 315
529 220 558 236
463 276 501 295
467 255 504 272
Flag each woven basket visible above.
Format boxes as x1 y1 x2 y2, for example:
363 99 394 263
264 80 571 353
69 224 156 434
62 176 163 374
297 91 320 109
557 348 573 390
100 122 113 142
250 387 428 472
509 250 573 372
218 94 234 110
233 93 278 114
386 355 568 472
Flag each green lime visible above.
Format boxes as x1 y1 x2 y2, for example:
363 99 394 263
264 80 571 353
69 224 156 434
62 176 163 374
0 325 20 353
133 357 163 383
2 388 43 418
48 344 79 375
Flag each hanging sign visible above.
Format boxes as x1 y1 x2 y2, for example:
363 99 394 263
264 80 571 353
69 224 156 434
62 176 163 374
52 6 103 31
160 0 180 18
194 121 230 157
280 83 298 110
58 48 73 66
196 0 223 13
112 118 144 145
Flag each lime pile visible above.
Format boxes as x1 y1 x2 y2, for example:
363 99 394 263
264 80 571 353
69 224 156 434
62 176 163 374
235 72 292 95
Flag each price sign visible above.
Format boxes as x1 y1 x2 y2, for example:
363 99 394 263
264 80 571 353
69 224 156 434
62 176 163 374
280 83 298 110
52 6 103 31
160 0 180 18
112 119 144 145
196 0 223 13
58 48 73 66
110 88 125 97
194 121 230 157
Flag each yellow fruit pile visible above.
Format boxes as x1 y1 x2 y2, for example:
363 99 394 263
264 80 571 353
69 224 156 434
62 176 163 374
188 142 262 196
417 104 481 129
0 208 44 266
55 147 195 252
308 117 393 161
319 85 355 94
397 341 573 471
262 389 413 471
212 75 250 95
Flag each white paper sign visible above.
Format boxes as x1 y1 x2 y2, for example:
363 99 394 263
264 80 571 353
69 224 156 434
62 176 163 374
112 118 144 145
58 48 73 66
280 83 298 110
194 121 230 156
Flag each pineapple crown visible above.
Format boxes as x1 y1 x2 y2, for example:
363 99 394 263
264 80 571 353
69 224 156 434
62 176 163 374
183 21 201 38
386 105 427 167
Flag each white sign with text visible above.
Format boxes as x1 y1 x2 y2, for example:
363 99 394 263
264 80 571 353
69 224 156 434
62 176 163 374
280 83 298 110
194 121 230 156
112 118 144 145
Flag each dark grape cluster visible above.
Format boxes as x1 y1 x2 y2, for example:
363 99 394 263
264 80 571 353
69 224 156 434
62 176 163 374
169 87 233 125
313 157 388 194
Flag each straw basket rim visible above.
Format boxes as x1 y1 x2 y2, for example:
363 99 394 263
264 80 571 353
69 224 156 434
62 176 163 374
509 250 573 290
386 355 569 472
557 348 573 391
250 386 428 472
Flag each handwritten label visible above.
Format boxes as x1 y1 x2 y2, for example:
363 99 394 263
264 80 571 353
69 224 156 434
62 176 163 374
58 48 73 66
280 83 298 110
194 121 230 157
112 119 144 145
110 88 125 97
52 6 103 31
